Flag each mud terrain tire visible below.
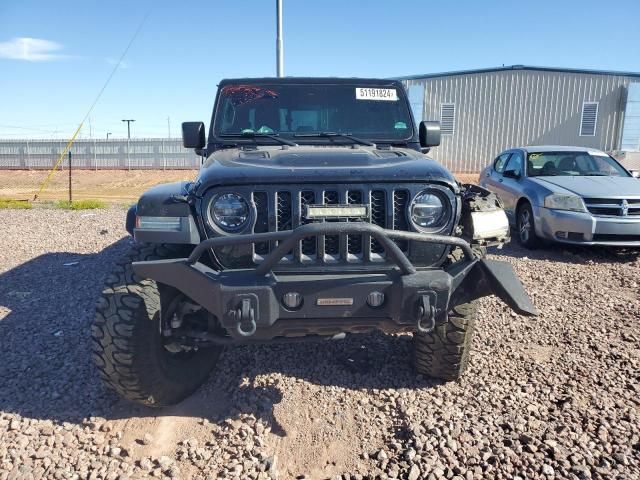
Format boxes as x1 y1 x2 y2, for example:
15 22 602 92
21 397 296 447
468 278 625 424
92 243 221 407
413 301 476 381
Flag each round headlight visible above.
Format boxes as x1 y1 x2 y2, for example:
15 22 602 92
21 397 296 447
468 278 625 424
411 191 445 229
211 193 249 231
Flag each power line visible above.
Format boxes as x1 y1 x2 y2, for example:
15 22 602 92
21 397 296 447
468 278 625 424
34 4 153 200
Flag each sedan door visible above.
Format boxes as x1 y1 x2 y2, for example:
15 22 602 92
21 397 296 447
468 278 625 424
481 152 511 192
497 150 526 220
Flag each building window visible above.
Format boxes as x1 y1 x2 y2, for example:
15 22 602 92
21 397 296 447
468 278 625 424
579 102 598 136
440 103 455 135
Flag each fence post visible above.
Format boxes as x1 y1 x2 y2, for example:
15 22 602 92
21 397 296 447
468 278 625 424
68 151 72 203
26 140 31 170
162 139 166 170
127 139 131 171
94 139 98 171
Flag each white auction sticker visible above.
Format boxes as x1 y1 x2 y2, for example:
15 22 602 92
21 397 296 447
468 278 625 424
355 88 398 101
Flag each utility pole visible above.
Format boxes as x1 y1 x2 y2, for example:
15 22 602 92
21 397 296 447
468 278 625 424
167 116 171 138
106 132 112 140
276 0 283 77
121 119 135 139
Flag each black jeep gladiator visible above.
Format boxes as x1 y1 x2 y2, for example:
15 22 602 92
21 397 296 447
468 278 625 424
92 78 536 406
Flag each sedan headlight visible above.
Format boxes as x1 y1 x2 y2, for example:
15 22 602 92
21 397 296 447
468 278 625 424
543 194 586 212
410 191 447 230
211 193 250 231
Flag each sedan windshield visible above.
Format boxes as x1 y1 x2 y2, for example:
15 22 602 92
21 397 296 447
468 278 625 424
527 151 630 177
212 83 414 142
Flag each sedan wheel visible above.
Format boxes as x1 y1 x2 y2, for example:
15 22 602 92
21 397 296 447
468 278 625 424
517 203 540 249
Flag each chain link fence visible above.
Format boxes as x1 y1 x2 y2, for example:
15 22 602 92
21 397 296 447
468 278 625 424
0 138 200 170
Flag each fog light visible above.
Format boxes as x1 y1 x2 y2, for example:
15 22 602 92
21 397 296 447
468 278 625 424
282 292 302 309
366 291 385 308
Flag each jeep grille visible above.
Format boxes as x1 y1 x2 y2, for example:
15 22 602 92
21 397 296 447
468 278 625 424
204 183 456 269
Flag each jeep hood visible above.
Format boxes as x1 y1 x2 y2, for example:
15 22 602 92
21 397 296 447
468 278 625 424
195 146 456 191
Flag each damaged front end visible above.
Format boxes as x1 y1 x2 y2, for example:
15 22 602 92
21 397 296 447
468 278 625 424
132 222 536 348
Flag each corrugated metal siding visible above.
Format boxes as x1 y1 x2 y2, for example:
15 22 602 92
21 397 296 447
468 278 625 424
403 70 634 172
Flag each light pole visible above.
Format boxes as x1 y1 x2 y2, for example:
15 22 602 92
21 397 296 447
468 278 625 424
106 132 112 140
121 119 135 139
276 0 283 77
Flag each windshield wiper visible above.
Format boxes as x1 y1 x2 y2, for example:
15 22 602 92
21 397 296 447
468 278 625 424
219 132 298 147
293 131 375 146
583 173 609 176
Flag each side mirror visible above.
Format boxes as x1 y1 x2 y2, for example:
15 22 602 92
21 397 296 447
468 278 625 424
419 121 441 148
503 169 521 179
182 121 206 149
631 170 639 178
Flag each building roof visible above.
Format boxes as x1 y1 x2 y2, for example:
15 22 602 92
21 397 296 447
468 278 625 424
396 65 640 81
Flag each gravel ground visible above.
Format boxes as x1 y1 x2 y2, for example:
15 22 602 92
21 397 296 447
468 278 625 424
0 208 638 480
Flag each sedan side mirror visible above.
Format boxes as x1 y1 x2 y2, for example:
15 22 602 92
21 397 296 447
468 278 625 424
503 169 521 179
419 121 441 148
631 170 640 178
182 121 206 149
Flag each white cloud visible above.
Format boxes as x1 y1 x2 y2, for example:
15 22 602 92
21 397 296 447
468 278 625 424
0 37 68 61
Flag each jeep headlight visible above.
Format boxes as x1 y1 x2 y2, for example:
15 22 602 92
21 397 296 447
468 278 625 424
211 193 250 231
543 194 586 212
410 191 446 230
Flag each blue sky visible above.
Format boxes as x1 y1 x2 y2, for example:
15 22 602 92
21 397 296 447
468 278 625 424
1 0 639 139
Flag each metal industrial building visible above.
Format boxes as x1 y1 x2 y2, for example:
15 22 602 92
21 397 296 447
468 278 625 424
400 65 640 172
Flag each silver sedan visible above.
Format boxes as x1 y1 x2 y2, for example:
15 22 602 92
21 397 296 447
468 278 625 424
478 146 640 248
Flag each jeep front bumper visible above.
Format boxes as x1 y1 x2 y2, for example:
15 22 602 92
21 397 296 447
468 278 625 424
132 223 537 344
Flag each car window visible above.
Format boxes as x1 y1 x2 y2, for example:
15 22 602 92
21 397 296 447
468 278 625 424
494 153 511 173
527 151 629 177
504 151 524 176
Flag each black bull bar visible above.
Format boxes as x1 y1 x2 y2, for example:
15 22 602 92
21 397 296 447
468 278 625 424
132 223 537 343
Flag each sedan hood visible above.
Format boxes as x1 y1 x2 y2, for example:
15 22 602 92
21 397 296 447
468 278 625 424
195 146 456 190
533 176 640 198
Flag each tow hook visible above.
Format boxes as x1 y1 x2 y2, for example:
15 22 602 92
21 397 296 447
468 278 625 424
228 298 257 337
417 295 436 333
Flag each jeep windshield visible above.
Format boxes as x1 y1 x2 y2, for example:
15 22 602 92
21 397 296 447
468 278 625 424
212 83 414 144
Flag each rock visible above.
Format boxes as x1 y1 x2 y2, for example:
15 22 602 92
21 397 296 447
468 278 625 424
542 464 554 476
408 464 420 480
157 456 173 470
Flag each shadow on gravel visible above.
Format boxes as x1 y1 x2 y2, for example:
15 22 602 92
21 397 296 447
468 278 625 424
0 238 134 425
0 238 439 434
489 240 640 265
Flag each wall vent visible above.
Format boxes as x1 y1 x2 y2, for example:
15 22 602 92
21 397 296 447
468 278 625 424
580 102 598 136
440 103 455 135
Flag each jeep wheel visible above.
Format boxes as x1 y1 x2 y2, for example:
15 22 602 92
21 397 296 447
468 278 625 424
413 301 476 381
92 244 222 407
